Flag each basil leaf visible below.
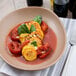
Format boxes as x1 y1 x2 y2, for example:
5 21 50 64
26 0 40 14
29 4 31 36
33 16 42 25
30 24 36 33
24 24 30 33
18 28 25 35
18 24 30 35
31 41 37 46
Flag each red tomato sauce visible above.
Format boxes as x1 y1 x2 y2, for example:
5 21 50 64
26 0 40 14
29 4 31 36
5 22 57 65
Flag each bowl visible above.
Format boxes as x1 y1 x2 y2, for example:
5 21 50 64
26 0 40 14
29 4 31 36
0 7 66 70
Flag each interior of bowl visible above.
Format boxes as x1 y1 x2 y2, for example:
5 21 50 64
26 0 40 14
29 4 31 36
0 7 66 70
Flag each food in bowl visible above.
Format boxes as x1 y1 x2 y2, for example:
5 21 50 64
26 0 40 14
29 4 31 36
6 16 57 62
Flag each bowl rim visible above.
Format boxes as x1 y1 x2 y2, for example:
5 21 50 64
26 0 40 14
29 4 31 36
0 7 66 70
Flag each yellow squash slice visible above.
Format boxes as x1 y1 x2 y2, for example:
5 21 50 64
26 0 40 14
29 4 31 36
30 29 44 40
36 29 44 40
19 33 29 43
22 45 37 61
28 21 41 30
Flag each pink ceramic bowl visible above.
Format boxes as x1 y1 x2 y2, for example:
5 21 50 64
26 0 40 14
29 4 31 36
0 7 66 70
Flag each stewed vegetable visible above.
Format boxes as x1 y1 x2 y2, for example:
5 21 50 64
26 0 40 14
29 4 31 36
7 16 52 61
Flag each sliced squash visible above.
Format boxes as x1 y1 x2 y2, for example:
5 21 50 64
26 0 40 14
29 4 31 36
30 29 44 40
29 21 41 30
22 45 37 61
19 33 29 43
36 29 44 40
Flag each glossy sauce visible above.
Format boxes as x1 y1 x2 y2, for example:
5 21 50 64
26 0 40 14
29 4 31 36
6 22 57 65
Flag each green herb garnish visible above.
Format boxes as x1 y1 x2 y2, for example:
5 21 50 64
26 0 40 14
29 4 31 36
30 24 36 33
18 24 30 35
18 24 36 35
33 15 42 25
31 41 37 46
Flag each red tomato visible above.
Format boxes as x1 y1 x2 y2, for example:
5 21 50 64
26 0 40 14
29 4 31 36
21 40 30 49
10 27 19 41
39 48 52 58
8 41 21 55
41 21 48 33
37 43 52 58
